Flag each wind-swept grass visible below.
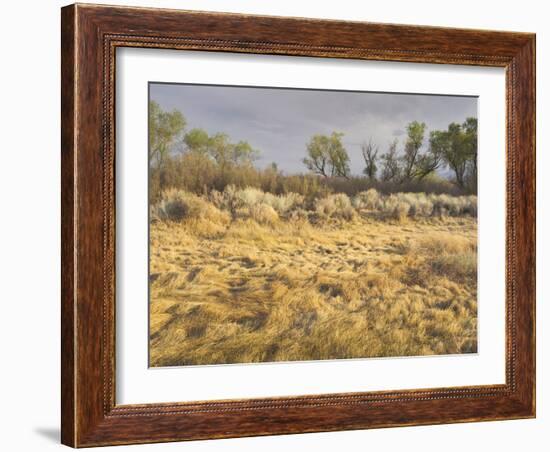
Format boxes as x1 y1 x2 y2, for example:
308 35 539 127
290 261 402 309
149 188 477 366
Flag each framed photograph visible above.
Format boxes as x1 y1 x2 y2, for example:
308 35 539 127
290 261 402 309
61 3 535 447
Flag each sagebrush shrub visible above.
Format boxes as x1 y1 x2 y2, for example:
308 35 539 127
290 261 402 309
465 195 478 216
263 192 304 216
288 208 310 222
154 189 229 224
381 194 400 217
237 187 265 208
353 188 380 210
416 198 434 217
315 197 336 217
392 201 410 222
428 194 477 217
394 193 433 217
212 186 304 218
155 186 476 225
250 203 279 225
315 193 355 219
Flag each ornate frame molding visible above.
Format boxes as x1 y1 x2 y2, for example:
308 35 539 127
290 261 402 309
62 4 535 447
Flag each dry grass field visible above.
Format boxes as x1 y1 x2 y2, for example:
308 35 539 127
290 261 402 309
149 188 477 366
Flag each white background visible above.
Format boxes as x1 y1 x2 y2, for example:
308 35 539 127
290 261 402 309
0 0 546 451
117 49 506 404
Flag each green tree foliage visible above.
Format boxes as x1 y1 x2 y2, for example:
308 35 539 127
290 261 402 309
409 128 442 180
446 123 469 187
149 101 186 166
184 129 260 167
401 121 429 181
303 135 329 176
149 108 261 200
428 129 451 177
149 101 186 193
206 133 234 167
425 117 477 189
361 140 379 180
149 101 477 201
184 128 210 155
303 132 350 178
462 117 478 189
232 140 261 166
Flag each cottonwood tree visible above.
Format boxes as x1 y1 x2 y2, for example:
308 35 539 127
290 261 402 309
462 117 478 188
428 117 477 189
148 101 186 190
203 133 232 167
380 139 401 182
413 132 443 180
303 132 350 178
232 140 260 166
400 121 427 181
185 129 259 167
184 128 210 155
361 140 379 180
149 101 186 165
441 123 470 188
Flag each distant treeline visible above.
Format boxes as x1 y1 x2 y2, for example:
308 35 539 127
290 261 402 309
149 101 477 202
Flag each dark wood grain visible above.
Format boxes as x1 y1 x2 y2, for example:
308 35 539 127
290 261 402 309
60 5 76 447
61 3 536 447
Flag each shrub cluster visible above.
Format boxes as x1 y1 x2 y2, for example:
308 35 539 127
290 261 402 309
150 152 474 204
150 189 230 224
353 191 477 221
152 187 477 224
315 194 356 220
209 185 305 220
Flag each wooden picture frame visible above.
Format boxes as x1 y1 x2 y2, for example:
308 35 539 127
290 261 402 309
61 3 535 447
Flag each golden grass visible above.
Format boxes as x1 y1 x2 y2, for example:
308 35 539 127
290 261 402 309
149 213 477 366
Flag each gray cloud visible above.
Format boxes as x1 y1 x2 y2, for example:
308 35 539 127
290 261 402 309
150 83 477 176
392 129 405 137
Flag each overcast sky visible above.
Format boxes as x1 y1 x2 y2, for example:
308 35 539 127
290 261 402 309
150 83 477 176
